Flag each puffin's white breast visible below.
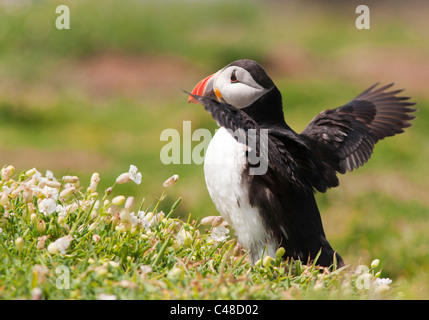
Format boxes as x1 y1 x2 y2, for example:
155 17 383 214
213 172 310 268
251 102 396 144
204 127 276 260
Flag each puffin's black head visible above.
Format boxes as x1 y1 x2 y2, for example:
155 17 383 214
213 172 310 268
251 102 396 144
188 59 285 126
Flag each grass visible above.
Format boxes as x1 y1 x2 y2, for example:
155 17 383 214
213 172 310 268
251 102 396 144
0 166 394 300
0 0 428 299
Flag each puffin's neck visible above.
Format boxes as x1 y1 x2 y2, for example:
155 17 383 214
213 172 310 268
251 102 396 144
241 86 288 128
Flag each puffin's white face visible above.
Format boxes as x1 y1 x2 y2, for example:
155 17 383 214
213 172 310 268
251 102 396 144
212 66 269 109
189 65 270 109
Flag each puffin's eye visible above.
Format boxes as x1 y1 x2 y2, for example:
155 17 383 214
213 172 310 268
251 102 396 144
230 70 238 83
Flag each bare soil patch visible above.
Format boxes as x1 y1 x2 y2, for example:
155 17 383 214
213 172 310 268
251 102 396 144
58 53 201 99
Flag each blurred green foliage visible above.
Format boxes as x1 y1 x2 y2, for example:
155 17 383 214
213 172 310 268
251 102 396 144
0 0 428 298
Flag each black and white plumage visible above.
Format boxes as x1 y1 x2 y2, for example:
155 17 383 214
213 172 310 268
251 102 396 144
188 59 416 267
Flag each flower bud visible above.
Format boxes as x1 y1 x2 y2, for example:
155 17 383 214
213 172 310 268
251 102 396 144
233 244 243 257
37 236 47 250
47 242 59 254
116 223 128 232
125 196 134 210
62 175 79 184
263 256 274 268
178 229 193 247
200 216 217 226
45 180 61 189
57 216 66 225
156 211 164 222
371 259 380 269
115 172 131 185
93 234 101 243
212 216 223 227
30 213 38 224
11 186 23 198
25 168 37 177
89 173 100 192
15 237 25 252
171 239 181 252
37 219 46 234
0 192 8 206
163 174 179 188
276 247 286 259
119 209 131 222
110 213 120 227
59 186 75 199
145 211 154 221
23 186 33 203
112 195 126 206
1 165 15 181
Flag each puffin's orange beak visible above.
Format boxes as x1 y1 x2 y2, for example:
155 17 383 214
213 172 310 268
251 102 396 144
188 73 217 103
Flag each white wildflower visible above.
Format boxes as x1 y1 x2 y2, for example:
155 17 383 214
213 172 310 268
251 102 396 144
33 169 42 181
115 165 142 185
45 170 56 181
56 202 79 217
210 226 229 242
79 199 100 211
1 186 12 195
138 211 151 230
41 186 59 200
129 165 142 185
129 212 139 227
38 198 57 216
374 278 392 286
54 235 73 254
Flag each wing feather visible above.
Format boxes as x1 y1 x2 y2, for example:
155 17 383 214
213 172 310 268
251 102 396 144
300 83 416 176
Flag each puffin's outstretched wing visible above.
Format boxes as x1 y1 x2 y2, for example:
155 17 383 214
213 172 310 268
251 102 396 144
300 83 417 176
187 92 335 193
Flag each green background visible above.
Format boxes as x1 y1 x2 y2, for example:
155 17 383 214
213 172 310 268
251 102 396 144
0 0 428 298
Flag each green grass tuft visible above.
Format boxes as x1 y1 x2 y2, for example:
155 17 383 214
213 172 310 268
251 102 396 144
0 165 397 299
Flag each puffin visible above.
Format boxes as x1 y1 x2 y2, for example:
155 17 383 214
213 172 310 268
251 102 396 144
187 59 416 267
